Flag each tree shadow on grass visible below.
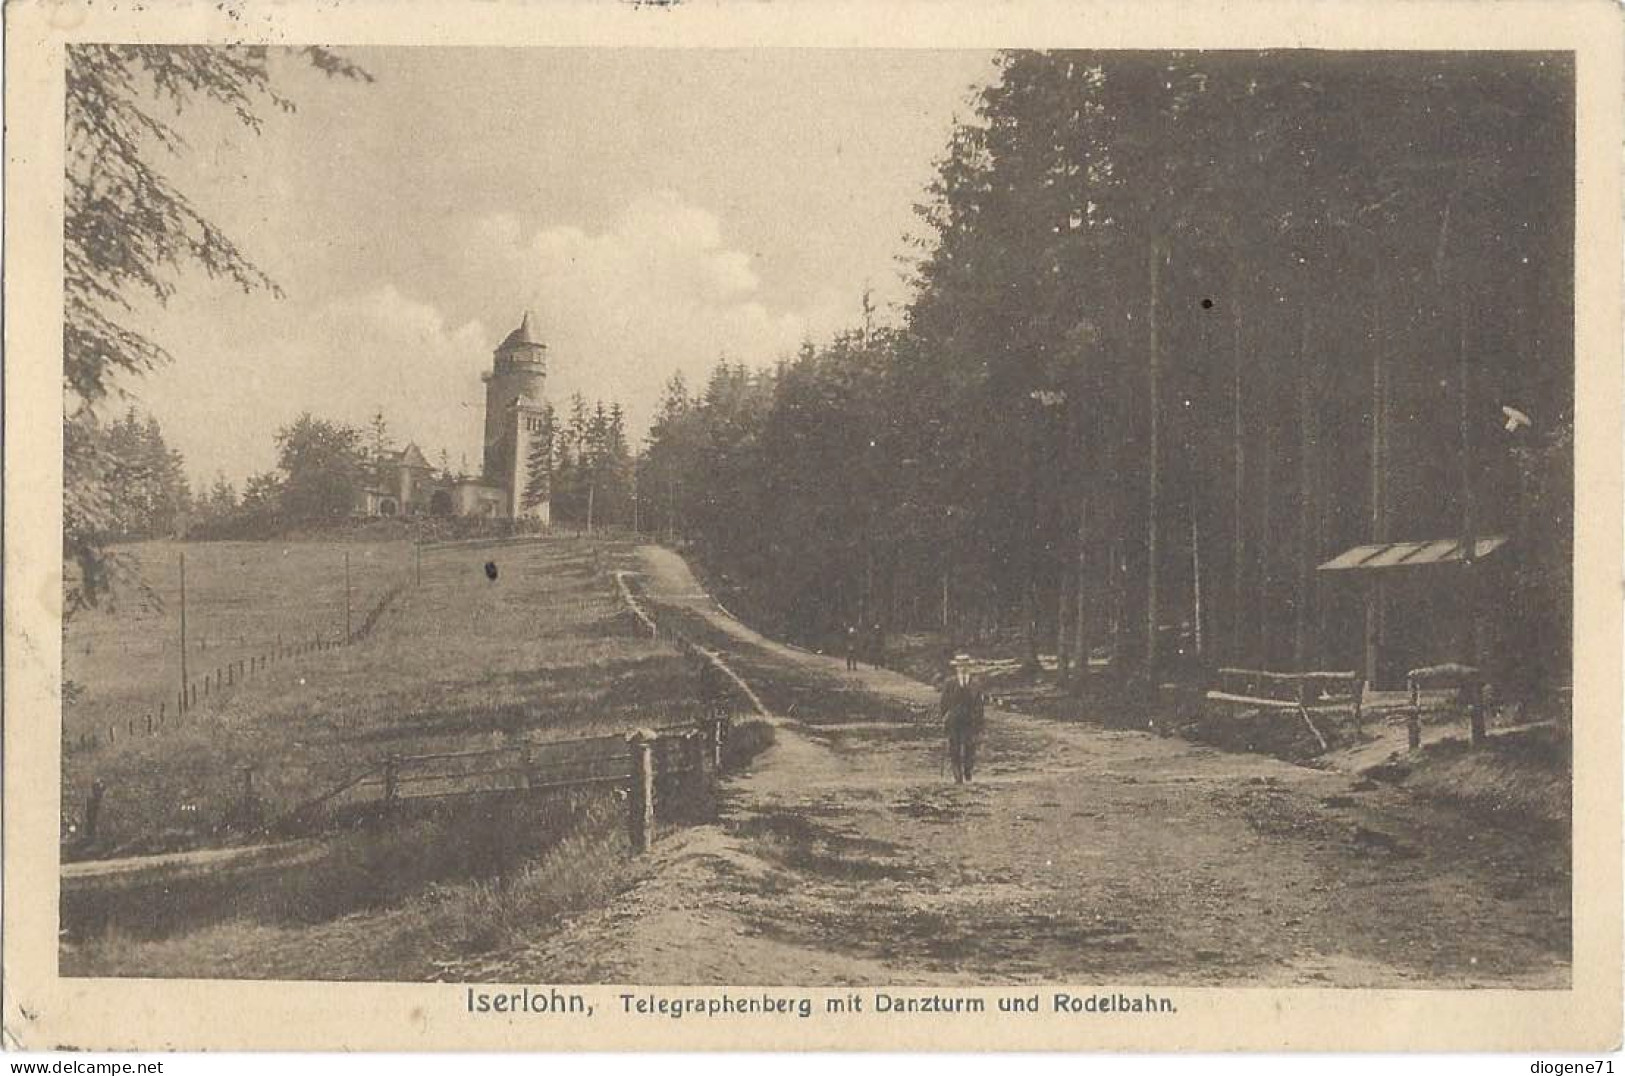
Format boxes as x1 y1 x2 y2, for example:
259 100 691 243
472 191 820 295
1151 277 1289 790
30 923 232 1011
330 653 698 746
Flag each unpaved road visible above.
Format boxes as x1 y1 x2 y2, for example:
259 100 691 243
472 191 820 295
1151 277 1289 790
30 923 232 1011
457 545 1569 988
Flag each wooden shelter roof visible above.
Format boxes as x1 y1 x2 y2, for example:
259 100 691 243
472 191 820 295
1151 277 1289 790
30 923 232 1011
1317 536 1508 573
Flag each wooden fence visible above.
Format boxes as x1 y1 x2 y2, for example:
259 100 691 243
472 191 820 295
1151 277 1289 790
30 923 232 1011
613 569 771 721
71 548 751 857
275 719 727 854
262 562 759 853
1205 667 1366 751
1208 663 1497 752
64 583 404 757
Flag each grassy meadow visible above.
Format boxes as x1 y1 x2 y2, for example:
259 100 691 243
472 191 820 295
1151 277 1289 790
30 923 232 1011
64 540 413 743
61 536 699 856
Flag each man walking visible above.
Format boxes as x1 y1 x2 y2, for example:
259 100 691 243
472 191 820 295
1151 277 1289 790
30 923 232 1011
940 655 987 784
845 624 861 671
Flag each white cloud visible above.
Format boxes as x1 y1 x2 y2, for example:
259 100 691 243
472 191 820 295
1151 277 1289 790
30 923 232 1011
131 284 494 487
311 287 492 470
136 191 855 487
464 191 844 440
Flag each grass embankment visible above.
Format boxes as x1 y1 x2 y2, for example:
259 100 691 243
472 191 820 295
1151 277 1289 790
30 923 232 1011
610 567 924 731
63 537 699 856
63 535 732 978
68 536 793 981
1364 725 1571 829
62 793 639 980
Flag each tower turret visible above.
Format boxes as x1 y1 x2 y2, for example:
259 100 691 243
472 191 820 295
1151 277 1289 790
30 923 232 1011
482 311 548 483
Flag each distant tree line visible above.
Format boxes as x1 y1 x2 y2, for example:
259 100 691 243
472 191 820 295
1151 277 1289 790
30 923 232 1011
75 409 375 540
161 397 638 538
540 394 636 528
76 409 193 542
639 50 1574 696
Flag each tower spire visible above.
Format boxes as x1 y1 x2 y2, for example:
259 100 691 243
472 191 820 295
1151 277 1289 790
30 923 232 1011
497 310 545 353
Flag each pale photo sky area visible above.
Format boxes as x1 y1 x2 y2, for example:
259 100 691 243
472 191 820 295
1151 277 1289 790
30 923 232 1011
113 48 998 487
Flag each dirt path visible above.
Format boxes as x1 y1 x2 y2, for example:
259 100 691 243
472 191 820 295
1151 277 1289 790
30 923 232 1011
461 545 1569 988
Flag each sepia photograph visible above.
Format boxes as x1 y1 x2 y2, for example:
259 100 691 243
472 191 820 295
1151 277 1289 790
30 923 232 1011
5 0 1622 1054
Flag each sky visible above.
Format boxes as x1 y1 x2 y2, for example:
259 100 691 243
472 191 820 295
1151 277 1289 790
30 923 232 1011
116 47 998 487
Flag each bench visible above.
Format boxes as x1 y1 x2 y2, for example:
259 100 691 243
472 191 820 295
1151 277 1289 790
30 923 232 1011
1404 663 1484 748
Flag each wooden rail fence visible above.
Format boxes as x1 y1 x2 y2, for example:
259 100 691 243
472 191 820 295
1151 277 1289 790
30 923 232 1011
275 719 727 854
1206 663 1495 752
613 569 772 722
65 582 405 758
1205 667 1366 751
70 547 748 856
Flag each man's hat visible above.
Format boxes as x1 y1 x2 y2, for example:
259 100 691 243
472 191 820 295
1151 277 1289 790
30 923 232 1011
950 653 974 667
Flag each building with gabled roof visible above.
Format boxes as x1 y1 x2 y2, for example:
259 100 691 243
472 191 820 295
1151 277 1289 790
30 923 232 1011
354 312 553 522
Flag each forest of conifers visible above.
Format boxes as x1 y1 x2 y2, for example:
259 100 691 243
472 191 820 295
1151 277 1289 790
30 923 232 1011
637 50 1574 695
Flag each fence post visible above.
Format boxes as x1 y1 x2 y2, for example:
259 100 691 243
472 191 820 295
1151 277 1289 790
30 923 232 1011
1352 678 1365 736
626 730 656 854
227 664 234 687
84 780 105 841
1407 676 1422 751
689 728 716 818
383 755 400 812
189 683 197 707
710 716 726 771
159 701 166 726
204 676 211 698
146 714 153 735
1467 675 1486 748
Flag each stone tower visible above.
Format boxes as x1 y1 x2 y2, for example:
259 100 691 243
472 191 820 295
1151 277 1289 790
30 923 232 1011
482 312 552 521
